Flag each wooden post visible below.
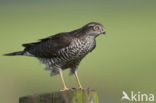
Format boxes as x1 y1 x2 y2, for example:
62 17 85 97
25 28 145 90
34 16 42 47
19 89 98 103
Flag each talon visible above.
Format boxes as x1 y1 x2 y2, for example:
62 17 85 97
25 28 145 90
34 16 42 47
60 87 69 91
79 86 83 89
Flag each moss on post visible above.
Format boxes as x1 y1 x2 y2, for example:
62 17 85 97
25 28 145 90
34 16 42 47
19 89 98 103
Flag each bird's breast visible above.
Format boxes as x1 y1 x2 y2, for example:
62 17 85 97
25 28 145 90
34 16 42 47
40 37 96 69
69 37 96 57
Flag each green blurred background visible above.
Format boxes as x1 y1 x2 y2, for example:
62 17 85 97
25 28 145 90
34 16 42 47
0 0 156 103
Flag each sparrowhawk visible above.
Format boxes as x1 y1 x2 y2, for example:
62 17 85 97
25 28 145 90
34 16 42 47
4 22 106 90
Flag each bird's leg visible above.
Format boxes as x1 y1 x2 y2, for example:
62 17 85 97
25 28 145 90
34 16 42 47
74 70 83 89
58 68 69 91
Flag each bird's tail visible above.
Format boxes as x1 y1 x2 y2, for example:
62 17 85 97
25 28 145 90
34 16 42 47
3 51 24 56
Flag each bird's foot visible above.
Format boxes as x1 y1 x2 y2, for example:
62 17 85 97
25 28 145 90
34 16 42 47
60 87 70 91
78 85 84 90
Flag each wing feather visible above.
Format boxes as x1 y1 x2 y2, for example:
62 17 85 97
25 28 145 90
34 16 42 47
23 32 73 58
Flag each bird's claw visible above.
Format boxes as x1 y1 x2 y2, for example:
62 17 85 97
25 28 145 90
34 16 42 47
60 87 70 91
78 86 84 90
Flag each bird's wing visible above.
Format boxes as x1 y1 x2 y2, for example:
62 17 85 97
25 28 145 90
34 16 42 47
22 33 73 58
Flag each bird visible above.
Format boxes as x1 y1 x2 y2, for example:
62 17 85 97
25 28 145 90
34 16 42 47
4 22 106 91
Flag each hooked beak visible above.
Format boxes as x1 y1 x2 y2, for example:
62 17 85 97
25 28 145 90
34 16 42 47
102 31 106 35
101 28 106 35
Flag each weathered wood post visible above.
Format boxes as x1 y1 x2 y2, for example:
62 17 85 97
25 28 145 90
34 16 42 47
19 89 98 103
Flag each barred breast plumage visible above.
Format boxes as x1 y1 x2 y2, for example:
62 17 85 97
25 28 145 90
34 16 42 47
40 36 96 76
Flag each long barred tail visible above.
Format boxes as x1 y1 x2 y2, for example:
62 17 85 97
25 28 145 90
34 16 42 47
4 51 24 56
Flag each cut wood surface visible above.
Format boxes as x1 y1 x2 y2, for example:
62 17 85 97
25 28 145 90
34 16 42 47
19 89 99 103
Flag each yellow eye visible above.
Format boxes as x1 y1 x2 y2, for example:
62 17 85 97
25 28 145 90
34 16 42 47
93 26 99 31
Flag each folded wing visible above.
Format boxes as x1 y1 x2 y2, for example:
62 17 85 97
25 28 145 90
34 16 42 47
22 33 73 58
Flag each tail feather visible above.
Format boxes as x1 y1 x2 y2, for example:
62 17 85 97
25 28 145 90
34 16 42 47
4 51 24 56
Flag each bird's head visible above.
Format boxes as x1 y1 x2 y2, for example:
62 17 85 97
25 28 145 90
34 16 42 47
82 22 106 37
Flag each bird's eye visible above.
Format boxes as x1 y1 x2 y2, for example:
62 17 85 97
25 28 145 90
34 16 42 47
93 26 99 31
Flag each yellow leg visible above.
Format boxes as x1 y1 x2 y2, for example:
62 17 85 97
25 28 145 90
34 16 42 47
74 70 83 89
58 68 69 91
